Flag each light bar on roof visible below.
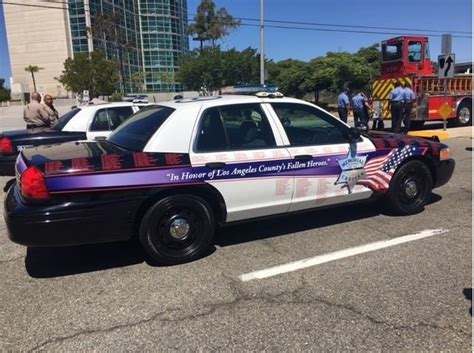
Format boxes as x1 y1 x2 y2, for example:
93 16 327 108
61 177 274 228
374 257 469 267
219 84 280 95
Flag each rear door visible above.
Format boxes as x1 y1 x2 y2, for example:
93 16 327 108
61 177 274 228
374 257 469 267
268 102 376 212
189 103 294 222
86 106 135 140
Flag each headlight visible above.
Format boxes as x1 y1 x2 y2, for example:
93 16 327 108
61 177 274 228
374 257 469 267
440 148 450 161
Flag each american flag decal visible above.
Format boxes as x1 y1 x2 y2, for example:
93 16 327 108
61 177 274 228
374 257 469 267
358 145 420 191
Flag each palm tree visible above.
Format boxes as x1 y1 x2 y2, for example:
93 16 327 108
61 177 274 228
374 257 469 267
24 65 44 92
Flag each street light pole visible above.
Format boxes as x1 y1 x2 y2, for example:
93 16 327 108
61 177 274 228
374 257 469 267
260 0 264 84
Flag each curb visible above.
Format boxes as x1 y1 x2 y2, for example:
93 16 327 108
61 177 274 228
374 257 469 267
408 126 472 140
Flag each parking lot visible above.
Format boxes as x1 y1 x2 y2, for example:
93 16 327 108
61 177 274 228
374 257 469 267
0 128 470 350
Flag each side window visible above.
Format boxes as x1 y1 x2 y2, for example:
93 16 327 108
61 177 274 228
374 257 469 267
90 109 109 131
271 103 348 146
408 41 422 62
108 106 134 130
196 104 276 152
196 108 227 152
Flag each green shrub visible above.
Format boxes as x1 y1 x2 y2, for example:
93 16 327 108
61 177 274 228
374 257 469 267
0 89 10 102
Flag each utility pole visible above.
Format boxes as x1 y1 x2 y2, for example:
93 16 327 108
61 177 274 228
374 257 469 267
260 0 264 84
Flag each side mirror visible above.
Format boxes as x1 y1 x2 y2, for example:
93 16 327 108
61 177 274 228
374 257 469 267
347 127 361 142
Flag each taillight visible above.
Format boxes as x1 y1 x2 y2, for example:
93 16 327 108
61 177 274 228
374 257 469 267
20 166 49 200
0 137 13 154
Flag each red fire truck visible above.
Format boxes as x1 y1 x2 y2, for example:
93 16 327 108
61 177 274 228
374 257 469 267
371 36 472 128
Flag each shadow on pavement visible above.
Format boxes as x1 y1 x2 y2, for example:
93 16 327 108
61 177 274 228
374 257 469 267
216 193 442 247
24 193 443 277
463 288 472 316
25 240 145 278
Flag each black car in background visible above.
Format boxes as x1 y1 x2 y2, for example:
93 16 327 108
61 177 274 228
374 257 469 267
0 102 140 175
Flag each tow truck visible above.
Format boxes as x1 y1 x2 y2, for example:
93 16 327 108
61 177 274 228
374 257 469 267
371 36 472 128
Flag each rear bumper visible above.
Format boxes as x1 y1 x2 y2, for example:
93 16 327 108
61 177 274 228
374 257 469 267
433 158 455 189
3 184 141 247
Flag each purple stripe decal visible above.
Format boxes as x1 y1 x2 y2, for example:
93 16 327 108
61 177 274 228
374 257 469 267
17 154 27 174
46 150 394 193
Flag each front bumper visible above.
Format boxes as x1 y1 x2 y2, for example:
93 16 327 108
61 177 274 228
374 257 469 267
3 184 141 247
433 158 455 189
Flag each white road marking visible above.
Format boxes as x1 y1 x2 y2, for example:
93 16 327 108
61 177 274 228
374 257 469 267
239 228 449 282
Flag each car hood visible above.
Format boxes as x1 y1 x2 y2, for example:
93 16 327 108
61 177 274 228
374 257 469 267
365 131 448 156
18 140 190 176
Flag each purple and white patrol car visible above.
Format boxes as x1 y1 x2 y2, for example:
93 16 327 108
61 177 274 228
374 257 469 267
3 93 455 265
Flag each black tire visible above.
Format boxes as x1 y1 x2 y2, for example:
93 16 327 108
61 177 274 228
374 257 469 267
385 160 433 215
139 195 215 265
410 121 425 130
454 100 472 127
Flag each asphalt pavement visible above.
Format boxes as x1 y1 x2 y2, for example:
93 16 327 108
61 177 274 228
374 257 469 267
0 108 472 351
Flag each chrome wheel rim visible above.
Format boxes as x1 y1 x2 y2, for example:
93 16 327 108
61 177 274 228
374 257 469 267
404 180 418 198
169 218 190 240
459 107 471 124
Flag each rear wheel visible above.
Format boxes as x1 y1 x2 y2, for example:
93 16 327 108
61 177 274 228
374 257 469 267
450 100 472 127
139 195 215 265
385 160 433 215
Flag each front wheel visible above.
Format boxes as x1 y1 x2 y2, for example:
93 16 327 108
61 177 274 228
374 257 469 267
385 160 433 215
139 195 215 265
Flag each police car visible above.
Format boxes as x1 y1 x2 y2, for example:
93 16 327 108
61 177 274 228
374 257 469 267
3 90 455 265
0 102 142 175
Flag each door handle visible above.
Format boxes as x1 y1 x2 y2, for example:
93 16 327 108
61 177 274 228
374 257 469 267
205 162 226 170
294 154 312 161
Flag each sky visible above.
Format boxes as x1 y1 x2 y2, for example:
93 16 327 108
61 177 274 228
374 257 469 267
0 0 472 88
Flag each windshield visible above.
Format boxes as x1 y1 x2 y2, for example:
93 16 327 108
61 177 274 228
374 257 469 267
53 108 81 131
107 105 175 151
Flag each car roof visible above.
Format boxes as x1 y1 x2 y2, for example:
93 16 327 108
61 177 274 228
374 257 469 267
78 102 137 111
157 95 307 110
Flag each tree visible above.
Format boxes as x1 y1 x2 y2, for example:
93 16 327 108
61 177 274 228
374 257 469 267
267 59 308 98
0 78 10 102
57 50 119 98
87 13 131 94
158 72 175 93
355 43 381 88
176 47 260 92
24 65 43 92
305 52 374 102
130 71 148 93
188 0 240 49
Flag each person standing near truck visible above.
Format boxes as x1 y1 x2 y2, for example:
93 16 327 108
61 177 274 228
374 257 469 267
337 88 350 123
352 90 371 129
388 81 405 133
402 82 416 132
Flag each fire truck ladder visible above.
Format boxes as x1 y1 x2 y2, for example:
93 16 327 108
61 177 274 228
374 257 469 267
416 76 472 95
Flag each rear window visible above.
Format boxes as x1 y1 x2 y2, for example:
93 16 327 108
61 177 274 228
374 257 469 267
53 108 81 131
107 106 175 151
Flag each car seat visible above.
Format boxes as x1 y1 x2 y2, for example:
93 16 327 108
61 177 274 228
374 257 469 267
108 110 122 130
240 120 260 147
197 110 226 150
